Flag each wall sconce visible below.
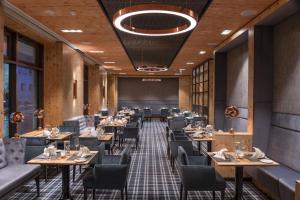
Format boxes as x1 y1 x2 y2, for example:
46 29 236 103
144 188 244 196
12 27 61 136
73 80 77 99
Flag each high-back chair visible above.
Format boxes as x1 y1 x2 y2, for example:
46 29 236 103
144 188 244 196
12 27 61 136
169 117 186 132
143 108 152 121
177 146 226 200
172 107 181 114
82 146 131 200
121 126 139 149
160 108 170 121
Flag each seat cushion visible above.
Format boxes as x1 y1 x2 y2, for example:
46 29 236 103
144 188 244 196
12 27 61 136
279 177 300 200
256 165 300 198
0 164 41 197
0 139 7 169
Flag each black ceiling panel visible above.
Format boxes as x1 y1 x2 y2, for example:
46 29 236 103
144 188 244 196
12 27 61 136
98 0 211 71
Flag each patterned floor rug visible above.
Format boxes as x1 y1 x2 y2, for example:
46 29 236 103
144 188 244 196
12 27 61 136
8 120 271 200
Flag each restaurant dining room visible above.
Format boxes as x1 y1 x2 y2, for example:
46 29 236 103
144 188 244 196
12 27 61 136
0 0 300 200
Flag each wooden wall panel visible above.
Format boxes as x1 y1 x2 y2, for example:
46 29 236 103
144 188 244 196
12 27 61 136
296 180 300 200
179 76 191 111
107 75 117 114
0 5 4 137
208 59 215 125
44 42 64 126
62 44 84 120
88 64 100 114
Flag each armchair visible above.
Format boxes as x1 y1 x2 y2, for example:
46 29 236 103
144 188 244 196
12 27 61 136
177 146 226 200
120 127 139 150
83 145 131 200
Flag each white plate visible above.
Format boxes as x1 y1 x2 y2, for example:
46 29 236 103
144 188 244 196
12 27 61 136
260 159 274 164
74 158 87 163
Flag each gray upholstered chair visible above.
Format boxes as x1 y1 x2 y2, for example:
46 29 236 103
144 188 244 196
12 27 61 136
177 146 226 200
172 107 181 114
120 127 139 150
82 146 131 200
169 117 186 132
143 108 152 121
160 108 170 121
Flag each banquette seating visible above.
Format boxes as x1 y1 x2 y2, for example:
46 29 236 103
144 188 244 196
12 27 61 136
246 113 300 200
0 138 41 198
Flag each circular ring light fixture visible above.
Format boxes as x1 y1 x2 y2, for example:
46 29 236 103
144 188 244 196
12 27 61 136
113 4 198 37
137 65 168 72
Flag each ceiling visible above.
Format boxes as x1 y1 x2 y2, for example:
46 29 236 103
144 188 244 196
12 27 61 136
7 0 277 76
99 0 211 71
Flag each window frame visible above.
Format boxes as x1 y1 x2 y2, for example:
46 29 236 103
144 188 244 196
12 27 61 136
3 27 44 137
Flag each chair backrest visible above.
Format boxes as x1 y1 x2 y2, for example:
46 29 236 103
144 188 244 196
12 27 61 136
160 108 170 117
123 127 139 139
170 117 186 132
172 108 180 113
3 138 26 165
178 146 190 165
169 140 193 158
79 137 100 151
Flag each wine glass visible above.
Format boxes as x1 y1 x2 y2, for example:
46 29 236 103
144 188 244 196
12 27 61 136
74 138 80 151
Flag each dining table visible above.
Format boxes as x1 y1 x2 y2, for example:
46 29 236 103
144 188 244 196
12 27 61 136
208 152 279 200
20 130 73 141
28 151 98 199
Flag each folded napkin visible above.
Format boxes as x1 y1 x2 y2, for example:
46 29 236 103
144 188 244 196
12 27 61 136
250 147 265 159
78 146 91 158
43 130 51 137
185 124 192 130
192 131 205 138
213 148 228 160
206 124 213 129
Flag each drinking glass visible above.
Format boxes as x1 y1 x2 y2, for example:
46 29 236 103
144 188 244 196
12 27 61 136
64 141 70 155
74 138 80 151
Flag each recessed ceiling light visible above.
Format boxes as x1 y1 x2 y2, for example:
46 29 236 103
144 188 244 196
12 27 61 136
112 67 122 71
221 30 232 35
61 29 83 33
119 72 127 75
199 50 206 55
70 11 77 16
148 73 155 75
241 9 257 17
89 50 104 53
81 41 92 45
208 43 217 46
179 68 186 71
44 10 55 16
186 62 194 65
104 61 116 64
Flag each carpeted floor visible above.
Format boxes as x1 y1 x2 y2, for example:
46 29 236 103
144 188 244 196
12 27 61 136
8 120 271 199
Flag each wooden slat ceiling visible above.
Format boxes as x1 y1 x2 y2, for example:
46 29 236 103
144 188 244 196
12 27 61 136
8 0 277 75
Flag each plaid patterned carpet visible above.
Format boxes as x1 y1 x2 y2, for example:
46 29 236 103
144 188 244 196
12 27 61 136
8 120 271 200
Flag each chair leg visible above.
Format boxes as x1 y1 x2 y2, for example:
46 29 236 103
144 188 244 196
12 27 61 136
213 190 215 200
35 176 40 197
221 190 225 200
125 183 128 200
73 165 76 182
44 165 48 182
184 190 188 200
93 189 96 199
79 165 82 173
120 189 124 200
135 138 138 150
84 187 88 200
180 183 183 200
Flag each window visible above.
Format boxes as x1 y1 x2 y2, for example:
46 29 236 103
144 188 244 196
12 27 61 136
192 59 211 118
3 28 43 136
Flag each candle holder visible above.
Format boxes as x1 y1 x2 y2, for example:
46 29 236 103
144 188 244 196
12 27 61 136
34 109 44 130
